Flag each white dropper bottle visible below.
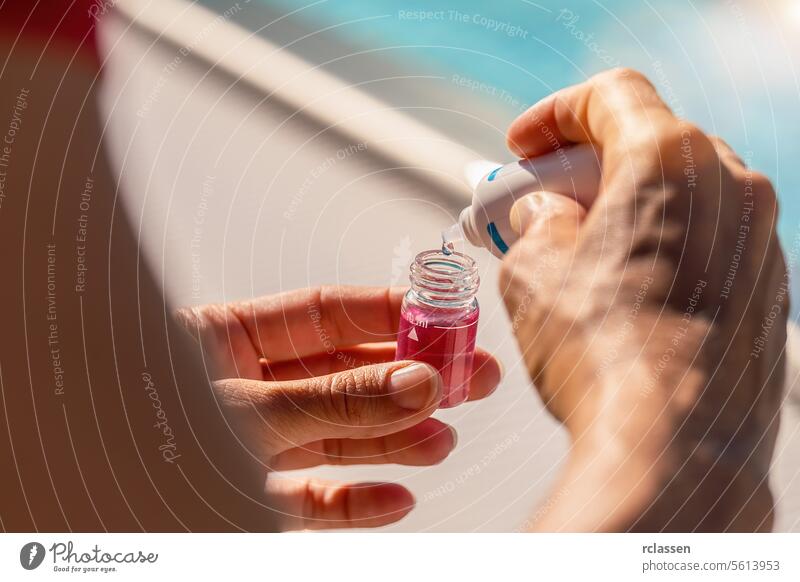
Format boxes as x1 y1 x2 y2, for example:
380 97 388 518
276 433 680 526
443 144 602 257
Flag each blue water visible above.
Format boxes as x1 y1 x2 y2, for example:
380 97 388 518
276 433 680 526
258 0 800 251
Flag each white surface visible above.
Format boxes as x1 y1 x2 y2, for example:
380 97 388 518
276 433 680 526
99 0 800 531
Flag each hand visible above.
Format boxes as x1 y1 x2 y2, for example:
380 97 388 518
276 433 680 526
177 286 502 530
501 68 786 531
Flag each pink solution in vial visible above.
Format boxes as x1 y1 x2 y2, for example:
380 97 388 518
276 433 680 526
395 250 480 408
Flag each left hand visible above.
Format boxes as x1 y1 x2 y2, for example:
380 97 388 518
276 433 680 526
177 286 502 530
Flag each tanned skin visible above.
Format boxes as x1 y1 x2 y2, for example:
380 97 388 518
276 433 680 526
502 68 786 532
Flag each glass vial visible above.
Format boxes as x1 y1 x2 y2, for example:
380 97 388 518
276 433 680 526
395 250 480 408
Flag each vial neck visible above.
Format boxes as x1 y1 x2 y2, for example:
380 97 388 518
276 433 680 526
408 250 479 308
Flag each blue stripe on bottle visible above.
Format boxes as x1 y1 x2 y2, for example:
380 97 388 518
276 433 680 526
486 167 502 182
486 222 509 254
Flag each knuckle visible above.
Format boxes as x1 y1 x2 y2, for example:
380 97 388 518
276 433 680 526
749 171 779 222
709 135 746 166
627 122 715 175
661 123 711 157
317 284 339 304
324 368 377 426
707 134 731 151
321 436 344 464
300 478 323 524
315 286 344 352
591 67 658 102
749 171 776 199
598 66 650 87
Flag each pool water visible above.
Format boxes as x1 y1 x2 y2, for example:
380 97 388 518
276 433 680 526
201 0 800 299
257 1 799 252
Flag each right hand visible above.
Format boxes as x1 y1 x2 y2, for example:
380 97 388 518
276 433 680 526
500 68 787 531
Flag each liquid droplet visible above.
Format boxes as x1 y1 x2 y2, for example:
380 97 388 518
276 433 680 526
440 222 463 256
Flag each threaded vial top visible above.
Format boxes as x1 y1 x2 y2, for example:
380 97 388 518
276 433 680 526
408 250 479 308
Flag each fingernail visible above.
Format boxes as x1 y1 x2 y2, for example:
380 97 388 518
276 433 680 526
448 426 459 450
388 364 440 410
496 358 505 381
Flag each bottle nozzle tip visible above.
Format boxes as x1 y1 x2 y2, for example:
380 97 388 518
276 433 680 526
441 222 464 255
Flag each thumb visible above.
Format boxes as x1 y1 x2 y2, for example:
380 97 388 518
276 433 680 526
500 191 587 324
510 191 586 249
296 361 443 438
220 361 443 455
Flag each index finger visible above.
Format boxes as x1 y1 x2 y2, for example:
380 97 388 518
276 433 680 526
507 68 675 160
229 286 405 362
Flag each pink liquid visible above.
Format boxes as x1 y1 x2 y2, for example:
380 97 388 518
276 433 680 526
395 301 479 408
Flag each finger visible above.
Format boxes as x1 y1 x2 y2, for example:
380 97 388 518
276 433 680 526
507 68 674 159
230 361 442 452
260 343 397 380
230 286 406 362
267 478 414 530
271 417 456 470
466 349 503 401
500 192 587 320
262 345 502 403
708 135 746 169
510 191 587 248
